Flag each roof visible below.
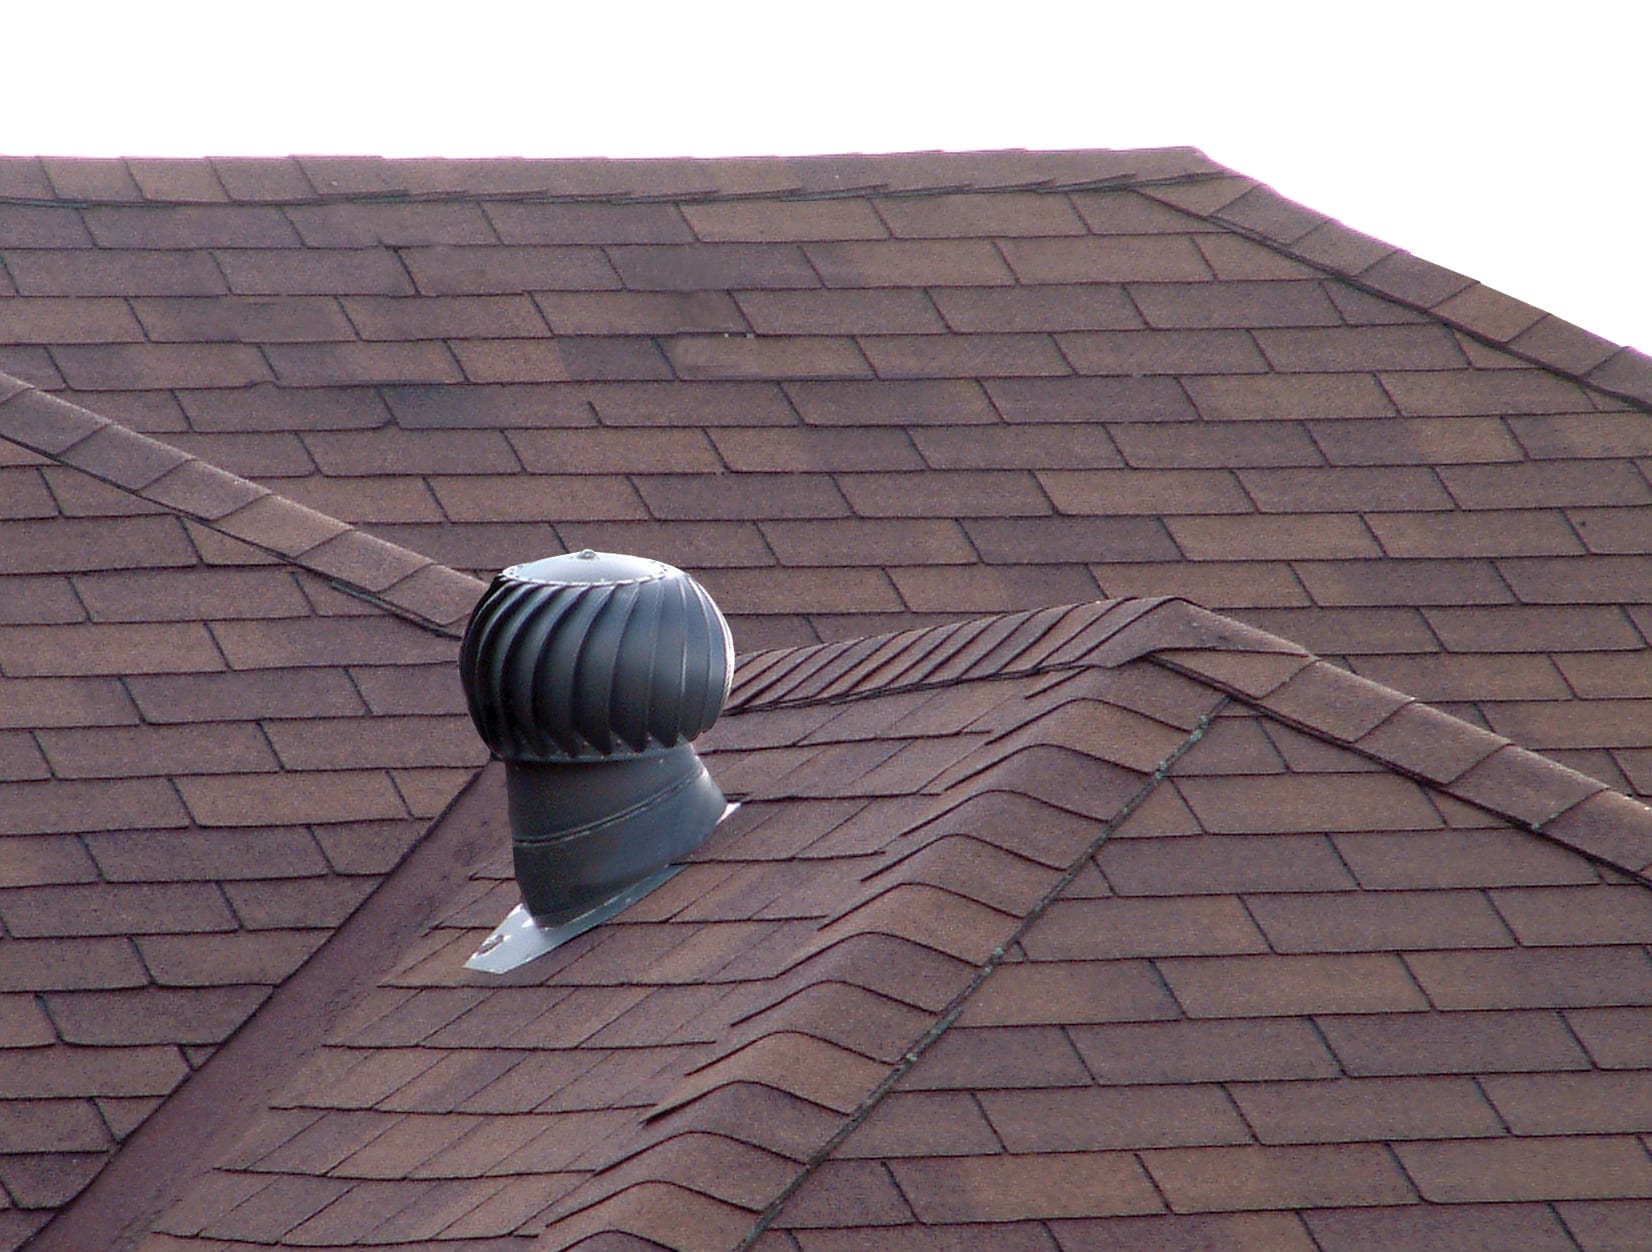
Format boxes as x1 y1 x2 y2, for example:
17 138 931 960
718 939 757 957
3 147 1652 1249
2 148 1648 802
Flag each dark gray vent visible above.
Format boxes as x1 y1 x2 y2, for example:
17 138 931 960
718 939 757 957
458 551 731 959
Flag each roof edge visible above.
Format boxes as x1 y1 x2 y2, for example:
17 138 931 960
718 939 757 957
4 149 1644 404
0 147 1223 206
730 598 1652 883
0 375 484 634
1139 175 1652 412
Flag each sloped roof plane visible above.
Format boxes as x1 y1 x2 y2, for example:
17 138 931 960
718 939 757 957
3 148 1652 1249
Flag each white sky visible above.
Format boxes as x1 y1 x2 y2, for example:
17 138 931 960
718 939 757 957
6 1 1648 353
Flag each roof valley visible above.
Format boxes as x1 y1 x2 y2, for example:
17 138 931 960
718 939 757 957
24 766 503 1252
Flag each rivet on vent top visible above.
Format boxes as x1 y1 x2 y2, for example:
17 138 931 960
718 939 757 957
457 550 734 972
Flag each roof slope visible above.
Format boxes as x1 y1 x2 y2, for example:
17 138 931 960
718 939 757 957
73 597 1652 1251
0 397 489 1247
4 147 1652 1247
0 149 1648 800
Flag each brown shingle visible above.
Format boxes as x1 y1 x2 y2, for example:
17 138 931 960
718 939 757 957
1294 558 1513 606
1098 834 1356 895
400 244 619 295
1143 1143 1415 1211
1313 1206 1578 1251
1113 420 1321 468
0 297 146 345
46 986 269 1046
1318 1009 1592 1076
431 472 648 522
1309 415 1523 466
6 250 228 297
833 1091 998 1158
1131 280 1340 329
1404 947 1652 1010
1395 1137 1652 1204
1570 506 1652 554
1246 890 1513 953
889 1153 1162 1222
860 332 1070 378
786 379 997 426
0 621 224 676
485 200 691 245
958 961 1178 1026
609 243 817 292
1499 554 1652 604
1039 468 1251 515
1234 1076 1502 1145
837 469 1050 518
174 770 408 826
977 1085 1249 1153
875 191 1086 239
1440 460 1652 509
735 288 941 337
686 197 888 242
1174 773 1441 834
1382 368 1593 416
1256 325 1467 371
1238 465 1455 512
1000 236 1212 284
931 285 1142 333
964 516 1175 563
635 473 849 521
666 335 871 381
760 518 975 568
987 375 1196 423
807 240 1014 287
1059 328 1266 375
1368 509 1585 557
1157 953 1429 1017
1166 513 1379 560
0 1044 188 1103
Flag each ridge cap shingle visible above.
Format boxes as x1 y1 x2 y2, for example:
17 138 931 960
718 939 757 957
0 372 484 634
1 147 1222 207
1136 170 1652 413
730 597 1652 882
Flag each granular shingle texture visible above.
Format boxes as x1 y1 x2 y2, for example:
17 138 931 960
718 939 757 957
0 431 485 1248
2 148 1647 800
89 601 1652 1252
5 148 1652 1250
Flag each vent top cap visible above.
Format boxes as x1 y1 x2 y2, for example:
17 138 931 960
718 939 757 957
507 548 669 586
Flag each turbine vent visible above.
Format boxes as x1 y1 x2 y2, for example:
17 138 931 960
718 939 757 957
457 550 733 969
459 551 732 761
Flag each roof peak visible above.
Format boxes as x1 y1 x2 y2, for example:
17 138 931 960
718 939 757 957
0 148 1221 207
726 598 1652 886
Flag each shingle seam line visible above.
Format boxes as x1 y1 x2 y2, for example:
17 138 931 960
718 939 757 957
734 695 1228 1248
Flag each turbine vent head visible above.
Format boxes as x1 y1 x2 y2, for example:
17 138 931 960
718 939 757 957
458 549 733 763
457 550 733 933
